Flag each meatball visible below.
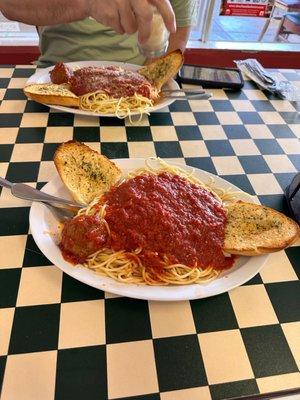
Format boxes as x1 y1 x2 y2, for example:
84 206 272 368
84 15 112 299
60 214 108 263
50 62 73 84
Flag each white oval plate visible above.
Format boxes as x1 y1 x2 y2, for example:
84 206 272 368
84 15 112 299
26 61 179 117
29 159 268 301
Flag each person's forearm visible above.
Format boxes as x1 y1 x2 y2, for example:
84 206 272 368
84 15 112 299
0 0 89 25
167 26 191 53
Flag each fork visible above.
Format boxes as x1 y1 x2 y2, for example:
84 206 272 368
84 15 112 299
161 89 205 94
162 92 212 100
0 177 83 221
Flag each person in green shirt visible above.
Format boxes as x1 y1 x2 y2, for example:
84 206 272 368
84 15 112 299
0 0 197 66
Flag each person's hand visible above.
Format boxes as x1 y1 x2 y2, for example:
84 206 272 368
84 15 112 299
88 0 176 43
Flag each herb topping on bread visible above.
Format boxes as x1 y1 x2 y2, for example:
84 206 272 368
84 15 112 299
223 201 299 256
54 141 122 205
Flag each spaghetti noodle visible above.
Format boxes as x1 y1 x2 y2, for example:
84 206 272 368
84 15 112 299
79 91 154 122
60 159 240 286
69 65 158 121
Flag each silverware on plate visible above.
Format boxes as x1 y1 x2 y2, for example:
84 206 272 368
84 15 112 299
0 177 83 221
160 88 212 100
163 93 212 100
161 89 206 94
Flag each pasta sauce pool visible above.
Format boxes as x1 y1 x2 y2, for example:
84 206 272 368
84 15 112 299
104 172 235 270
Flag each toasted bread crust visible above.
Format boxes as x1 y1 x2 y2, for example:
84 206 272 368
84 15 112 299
139 49 184 90
223 201 300 256
54 141 122 205
25 91 80 107
24 84 79 108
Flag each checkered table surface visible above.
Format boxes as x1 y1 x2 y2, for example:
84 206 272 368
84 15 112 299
0 65 299 400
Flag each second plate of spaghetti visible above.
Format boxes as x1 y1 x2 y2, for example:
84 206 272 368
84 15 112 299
29 159 268 301
26 61 180 119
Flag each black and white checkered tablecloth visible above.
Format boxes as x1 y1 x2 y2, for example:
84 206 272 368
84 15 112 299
0 65 299 400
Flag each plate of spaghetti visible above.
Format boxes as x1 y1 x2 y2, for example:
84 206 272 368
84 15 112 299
24 50 183 121
29 146 300 300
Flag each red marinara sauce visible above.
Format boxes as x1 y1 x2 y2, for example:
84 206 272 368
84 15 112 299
59 214 108 264
104 172 235 271
69 65 153 98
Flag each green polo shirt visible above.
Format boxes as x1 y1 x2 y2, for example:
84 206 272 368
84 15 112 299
37 0 197 66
